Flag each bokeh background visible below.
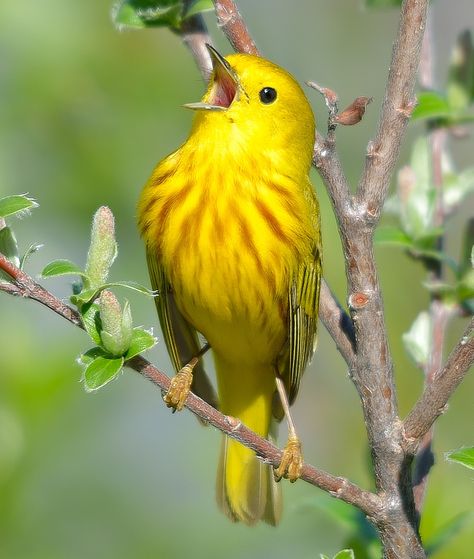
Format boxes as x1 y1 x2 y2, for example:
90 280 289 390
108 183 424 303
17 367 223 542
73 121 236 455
1 1 473 557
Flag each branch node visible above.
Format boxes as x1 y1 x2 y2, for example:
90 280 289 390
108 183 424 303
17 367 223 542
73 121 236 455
328 477 349 498
348 291 370 310
366 140 381 159
215 6 237 28
365 202 379 222
306 81 339 109
312 146 330 168
396 98 417 119
224 415 242 431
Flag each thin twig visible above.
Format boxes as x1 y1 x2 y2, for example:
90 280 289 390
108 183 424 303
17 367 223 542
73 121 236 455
132 353 382 516
357 0 426 219
403 317 474 449
0 252 82 327
319 280 355 365
0 251 381 518
213 0 258 55
312 136 353 228
181 1 214 81
343 3 428 554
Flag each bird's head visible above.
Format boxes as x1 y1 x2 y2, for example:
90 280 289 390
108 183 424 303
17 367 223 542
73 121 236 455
186 46 315 168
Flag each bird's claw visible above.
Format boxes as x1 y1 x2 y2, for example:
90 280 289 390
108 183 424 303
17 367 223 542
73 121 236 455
163 365 193 411
274 436 303 483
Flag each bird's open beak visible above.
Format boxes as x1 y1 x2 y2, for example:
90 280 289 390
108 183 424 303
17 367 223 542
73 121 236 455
184 45 241 111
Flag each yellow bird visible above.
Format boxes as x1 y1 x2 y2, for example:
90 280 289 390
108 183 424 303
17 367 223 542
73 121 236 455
138 45 321 525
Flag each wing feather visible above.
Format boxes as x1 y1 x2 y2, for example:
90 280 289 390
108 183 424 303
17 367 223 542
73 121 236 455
278 185 322 406
146 249 218 410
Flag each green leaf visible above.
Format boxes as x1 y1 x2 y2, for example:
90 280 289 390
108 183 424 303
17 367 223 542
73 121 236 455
83 355 124 392
423 281 454 295
446 447 474 470
443 168 474 215
410 227 445 252
78 346 108 366
41 259 87 279
334 551 355 559
447 30 474 112
402 311 431 367
395 137 447 240
112 0 184 31
457 269 474 299
81 302 102 345
319 552 355 559
19 242 43 270
113 2 146 27
425 511 474 556
411 91 452 122
412 247 458 274
0 226 20 270
71 280 155 306
125 328 157 359
184 0 214 18
374 227 414 247
0 194 38 219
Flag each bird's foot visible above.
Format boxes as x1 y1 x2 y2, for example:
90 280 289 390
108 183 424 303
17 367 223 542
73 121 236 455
274 436 303 483
163 365 193 412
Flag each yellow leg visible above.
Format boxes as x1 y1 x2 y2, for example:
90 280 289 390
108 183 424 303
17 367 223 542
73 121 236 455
164 344 210 411
273 376 303 482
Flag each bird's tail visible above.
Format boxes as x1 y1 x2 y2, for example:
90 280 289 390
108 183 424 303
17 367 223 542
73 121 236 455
214 356 282 525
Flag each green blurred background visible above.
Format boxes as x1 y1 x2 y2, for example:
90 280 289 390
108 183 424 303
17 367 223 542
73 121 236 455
1 1 473 557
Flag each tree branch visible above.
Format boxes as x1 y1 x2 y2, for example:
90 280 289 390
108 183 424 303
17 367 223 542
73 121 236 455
132 352 382 516
356 0 425 217
0 251 381 518
319 279 355 365
207 1 430 555
341 3 428 554
213 0 258 55
0 252 82 327
313 135 353 229
181 0 214 80
403 317 474 449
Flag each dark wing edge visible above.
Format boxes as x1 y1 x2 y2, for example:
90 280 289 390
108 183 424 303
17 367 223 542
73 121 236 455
272 245 321 421
285 245 322 405
146 248 219 411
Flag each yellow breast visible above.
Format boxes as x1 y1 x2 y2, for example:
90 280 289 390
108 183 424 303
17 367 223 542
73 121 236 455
138 145 315 363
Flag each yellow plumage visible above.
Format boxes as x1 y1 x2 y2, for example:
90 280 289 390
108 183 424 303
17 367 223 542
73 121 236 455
138 48 321 525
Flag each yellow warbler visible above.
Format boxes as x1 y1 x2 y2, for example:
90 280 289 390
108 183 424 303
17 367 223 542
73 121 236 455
138 46 321 525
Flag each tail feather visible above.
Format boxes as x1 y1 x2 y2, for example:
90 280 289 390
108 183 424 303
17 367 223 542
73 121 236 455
216 435 282 525
214 355 281 525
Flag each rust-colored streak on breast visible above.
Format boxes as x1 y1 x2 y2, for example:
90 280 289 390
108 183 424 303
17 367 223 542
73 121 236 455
155 182 194 238
266 182 300 222
254 198 290 245
233 205 276 293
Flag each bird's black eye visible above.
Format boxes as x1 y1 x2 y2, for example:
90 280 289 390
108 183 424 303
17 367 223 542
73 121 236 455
259 87 277 104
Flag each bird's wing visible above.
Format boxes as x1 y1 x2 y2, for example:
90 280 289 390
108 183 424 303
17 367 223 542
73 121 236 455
278 187 322 407
146 249 219 411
